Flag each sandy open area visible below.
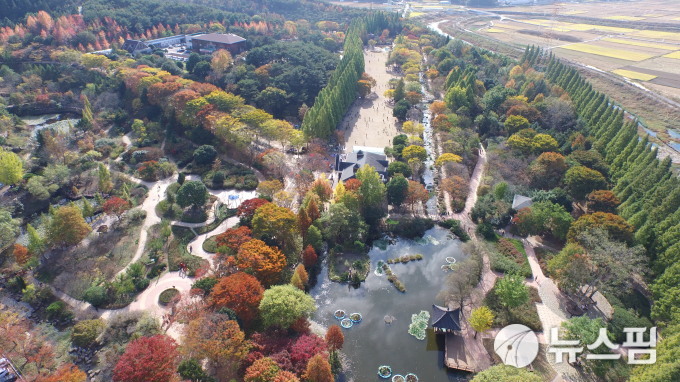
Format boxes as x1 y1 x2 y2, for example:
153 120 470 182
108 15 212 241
340 48 400 154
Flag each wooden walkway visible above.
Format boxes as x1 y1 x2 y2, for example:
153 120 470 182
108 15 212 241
444 330 493 372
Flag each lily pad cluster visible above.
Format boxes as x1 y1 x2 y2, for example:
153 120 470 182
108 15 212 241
407 310 430 340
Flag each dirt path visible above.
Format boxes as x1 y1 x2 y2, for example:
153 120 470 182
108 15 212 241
115 175 177 277
450 144 487 230
341 49 400 153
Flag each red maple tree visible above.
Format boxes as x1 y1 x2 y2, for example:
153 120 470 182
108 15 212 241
210 272 264 324
215 226 253 253
237 198 270 224
103 196 130 220
289 334 327 374
112 335 179 382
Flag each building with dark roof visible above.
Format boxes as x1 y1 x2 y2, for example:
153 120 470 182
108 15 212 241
431 304 461 333
121 39 151 55
191 33 247 55
335 149 388 182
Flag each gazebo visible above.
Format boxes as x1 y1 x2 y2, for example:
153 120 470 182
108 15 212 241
431 304 461 334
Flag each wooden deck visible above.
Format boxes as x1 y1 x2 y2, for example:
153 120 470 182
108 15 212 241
444 331 493 372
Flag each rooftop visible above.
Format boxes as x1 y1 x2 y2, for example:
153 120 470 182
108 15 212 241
336 150 388 182
191 33 246 45
431 304 461 332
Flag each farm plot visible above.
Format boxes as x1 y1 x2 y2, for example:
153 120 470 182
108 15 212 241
557 43 656 61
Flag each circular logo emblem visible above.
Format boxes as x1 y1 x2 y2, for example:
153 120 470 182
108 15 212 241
494 324 539 368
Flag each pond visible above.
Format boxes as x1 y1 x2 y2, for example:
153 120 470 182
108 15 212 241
20 113 80 137
311 227 470 381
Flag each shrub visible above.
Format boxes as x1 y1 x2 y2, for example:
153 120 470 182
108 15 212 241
438 219 470 242
83 285 107 308
476 222 498 241
46 301 73 322
72 319 105 348
159 288 180 305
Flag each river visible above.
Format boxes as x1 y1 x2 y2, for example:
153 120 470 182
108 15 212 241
310 227 470 382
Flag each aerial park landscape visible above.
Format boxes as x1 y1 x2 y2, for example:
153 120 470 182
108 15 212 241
0 1 678 382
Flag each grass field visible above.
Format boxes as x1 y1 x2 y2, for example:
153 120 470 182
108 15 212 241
663 51 680 59
485 28 506 33
559 43 655 61
612 69 657 81
603 38 679 51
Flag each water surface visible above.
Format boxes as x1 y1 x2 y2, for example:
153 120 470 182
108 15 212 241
311 227 470 381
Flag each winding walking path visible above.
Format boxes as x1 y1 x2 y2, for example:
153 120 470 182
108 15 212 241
46 170 252 339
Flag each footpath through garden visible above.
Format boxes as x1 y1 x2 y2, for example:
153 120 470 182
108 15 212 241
45 166 253 340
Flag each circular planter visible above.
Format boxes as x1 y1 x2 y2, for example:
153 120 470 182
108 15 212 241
377 365 392 379
405 373 418 382
158 288 179 306
350 312 362 323
392 375 405 382
445 257 456 264
334 310 346 320
340 318 353 329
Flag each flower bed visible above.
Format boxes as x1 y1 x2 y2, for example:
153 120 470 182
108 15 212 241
340 318 353 328
334 309 346 320
378 365 392 378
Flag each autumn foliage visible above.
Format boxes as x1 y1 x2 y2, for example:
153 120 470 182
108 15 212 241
41 363 86 382
112 335 179 382
183 315 250 375
289 334 327 374
103 196 131 219
215 226 253 252
244 357 280 382
302 245 318 268
586 190 621 213
237 239 287 285
237 198 270 224
325 325 344 351
290 264 309 290
210 272 264 324
13 243 30 265
304 354 333 382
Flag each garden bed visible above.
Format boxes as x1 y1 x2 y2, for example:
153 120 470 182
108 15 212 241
484 283 543 331
328 250 370 284
489 238 532 278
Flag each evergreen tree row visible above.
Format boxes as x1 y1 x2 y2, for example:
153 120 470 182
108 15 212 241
302 12 399 139
525 44 680 381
